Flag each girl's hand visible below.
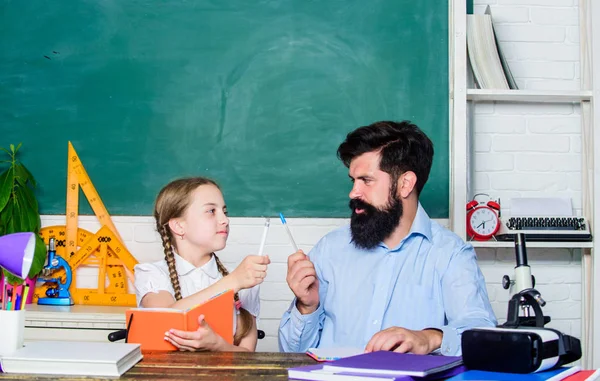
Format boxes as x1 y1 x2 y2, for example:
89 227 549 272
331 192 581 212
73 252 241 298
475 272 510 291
230 255 270 290
164 314 223 351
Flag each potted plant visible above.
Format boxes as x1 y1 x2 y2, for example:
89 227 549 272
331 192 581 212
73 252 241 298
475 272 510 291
0 143 46 289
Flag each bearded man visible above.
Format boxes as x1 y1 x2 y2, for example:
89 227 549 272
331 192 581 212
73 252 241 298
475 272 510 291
278 121 496 356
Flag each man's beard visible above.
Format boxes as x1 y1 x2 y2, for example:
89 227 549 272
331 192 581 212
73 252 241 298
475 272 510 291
349 191 403 250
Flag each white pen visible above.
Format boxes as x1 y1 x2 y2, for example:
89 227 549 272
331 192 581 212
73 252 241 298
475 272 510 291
258 218 270 256
279 212 299 252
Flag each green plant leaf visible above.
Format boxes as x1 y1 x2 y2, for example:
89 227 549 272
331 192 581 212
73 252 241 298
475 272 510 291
9 144 15 153
28 234 47 279
15 142 22 153
14 163 28 187
17 163 37 188
19 183 39 214
7 200 19 234
15 190 35 232
2 269 24 286
25 202 42 233
0 167 14 212
0 199 14 232
0 147 10 155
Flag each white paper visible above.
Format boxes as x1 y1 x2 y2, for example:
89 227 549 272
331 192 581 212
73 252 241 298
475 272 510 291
509 197 573 217
307 347 364 361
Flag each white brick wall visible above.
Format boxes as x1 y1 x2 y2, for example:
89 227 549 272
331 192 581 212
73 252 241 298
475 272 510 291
472 0 583 344
34 1 585 353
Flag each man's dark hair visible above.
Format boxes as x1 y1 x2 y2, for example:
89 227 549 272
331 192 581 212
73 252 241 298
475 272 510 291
337 120 434 195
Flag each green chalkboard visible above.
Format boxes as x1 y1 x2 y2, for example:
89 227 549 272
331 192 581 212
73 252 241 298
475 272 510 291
0 0 449 218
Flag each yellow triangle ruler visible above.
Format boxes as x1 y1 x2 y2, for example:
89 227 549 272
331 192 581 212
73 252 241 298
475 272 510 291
69 225 137 306
34 142 138 306
66 141 121 258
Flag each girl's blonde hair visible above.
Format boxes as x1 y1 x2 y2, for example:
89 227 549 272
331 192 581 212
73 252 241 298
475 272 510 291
154 177 253 345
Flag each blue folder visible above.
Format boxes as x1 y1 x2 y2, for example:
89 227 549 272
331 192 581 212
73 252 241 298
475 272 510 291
445 366 579 381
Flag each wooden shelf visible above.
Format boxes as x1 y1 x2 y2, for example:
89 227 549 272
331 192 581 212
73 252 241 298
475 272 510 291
466 89 593 103
470 241 593 249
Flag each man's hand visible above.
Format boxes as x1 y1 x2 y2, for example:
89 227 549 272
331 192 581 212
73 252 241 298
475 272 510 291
365 327 442 354
286 250 319 315
164 314 224 351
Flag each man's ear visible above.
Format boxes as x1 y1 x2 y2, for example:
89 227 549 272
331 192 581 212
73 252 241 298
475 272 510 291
398 171 417 199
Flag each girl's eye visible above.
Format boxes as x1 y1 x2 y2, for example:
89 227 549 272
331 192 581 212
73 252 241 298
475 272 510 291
224 210 229 216
208 209 216 214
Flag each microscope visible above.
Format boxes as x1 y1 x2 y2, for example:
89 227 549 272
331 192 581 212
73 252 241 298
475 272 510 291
461 233 581 373
37 238 74 306
501 233 550 327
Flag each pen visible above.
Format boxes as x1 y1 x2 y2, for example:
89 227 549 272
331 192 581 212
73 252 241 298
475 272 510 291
15 293 21 311
1 283 8 310
279 212 299 252
21 284 30 310
6 288 13 311
258 218 270 256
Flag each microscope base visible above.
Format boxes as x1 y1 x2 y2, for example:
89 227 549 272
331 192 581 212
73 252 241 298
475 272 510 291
37 297 74 306
517 315 551 327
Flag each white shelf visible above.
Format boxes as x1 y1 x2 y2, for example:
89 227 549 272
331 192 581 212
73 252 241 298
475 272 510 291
25 304 127 328
466 89 593 103
470 241 593 249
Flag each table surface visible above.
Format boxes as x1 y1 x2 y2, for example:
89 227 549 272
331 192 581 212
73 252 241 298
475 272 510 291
0 351 317 380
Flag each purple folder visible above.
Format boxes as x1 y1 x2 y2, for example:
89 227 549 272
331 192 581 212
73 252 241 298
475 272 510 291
289 363 467 381
322 351 464 377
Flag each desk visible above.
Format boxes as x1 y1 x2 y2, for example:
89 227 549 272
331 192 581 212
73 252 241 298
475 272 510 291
0 351 316 380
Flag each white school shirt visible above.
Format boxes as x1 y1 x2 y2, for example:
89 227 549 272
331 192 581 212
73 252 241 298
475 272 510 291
134 253 260 333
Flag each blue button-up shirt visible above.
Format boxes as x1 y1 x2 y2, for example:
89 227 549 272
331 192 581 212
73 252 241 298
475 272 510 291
278 204 497 355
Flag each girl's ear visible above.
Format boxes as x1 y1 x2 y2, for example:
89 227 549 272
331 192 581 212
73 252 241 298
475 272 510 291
168 219 184 237
398 171 417 199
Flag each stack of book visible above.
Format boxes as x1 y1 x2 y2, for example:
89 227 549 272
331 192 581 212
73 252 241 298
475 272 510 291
288 351 465 381
467 6 517 90
289 350 592 381
0 341 143 377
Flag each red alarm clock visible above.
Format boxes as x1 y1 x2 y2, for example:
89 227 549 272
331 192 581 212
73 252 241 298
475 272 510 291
466 194 501 241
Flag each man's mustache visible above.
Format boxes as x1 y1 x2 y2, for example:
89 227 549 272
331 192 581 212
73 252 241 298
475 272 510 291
349 198 375 213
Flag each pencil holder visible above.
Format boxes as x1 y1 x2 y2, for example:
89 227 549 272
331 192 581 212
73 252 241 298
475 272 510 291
0 309 25 357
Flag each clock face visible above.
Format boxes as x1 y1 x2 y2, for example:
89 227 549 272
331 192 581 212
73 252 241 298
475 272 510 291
469 207 499 237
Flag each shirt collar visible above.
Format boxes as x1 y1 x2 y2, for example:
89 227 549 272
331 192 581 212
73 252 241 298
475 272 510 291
410 202 433 242
382 202 433 251
174 252 220 279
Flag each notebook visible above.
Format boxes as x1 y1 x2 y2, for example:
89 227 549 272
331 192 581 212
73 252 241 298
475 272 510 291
445 366 581 381
307 347 365 362
126 289 234 351
289 364 467 381
322 351 463 377
0 341 142 377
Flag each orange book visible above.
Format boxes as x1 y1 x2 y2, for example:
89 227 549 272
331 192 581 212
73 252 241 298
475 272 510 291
125 289 234 351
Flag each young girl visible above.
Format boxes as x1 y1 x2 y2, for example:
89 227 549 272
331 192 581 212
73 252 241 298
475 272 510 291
134 177 270 351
